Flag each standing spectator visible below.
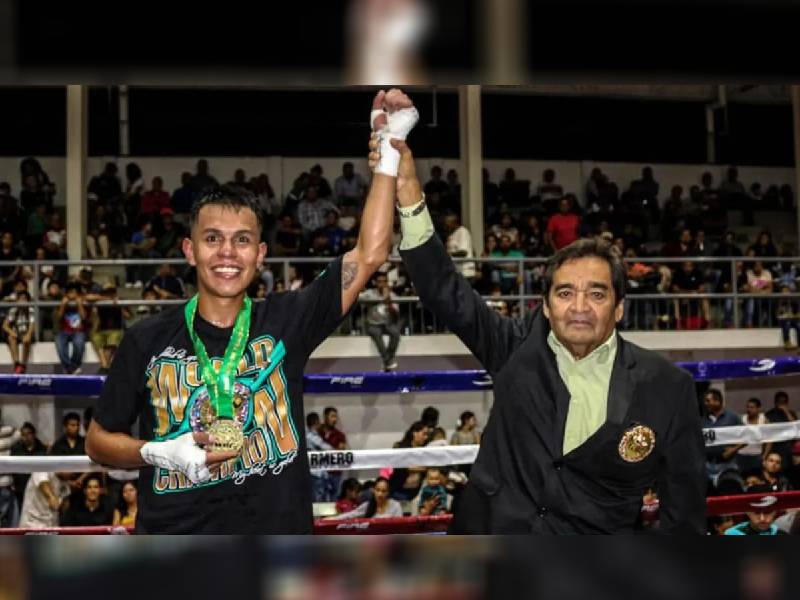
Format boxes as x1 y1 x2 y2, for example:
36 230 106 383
0 410 20 527
305 412 333 502
0 183 23 236
42 213 67 260
0 232 22 297
123 162 145 232
424 166 449 210
536 168 564 213
733 398 772 475
274 214 303 256
718 167 747 206
308 164 332 199
442 169 461 216
127 221 158 287
140 177 171 221
61 474 113 526
672 260 709 330
188 159 219 196
3 290 35 374
335 478 362 515
490 235 524 295
388 422 429 501
765 391 797 470
170 172 195 228
744 261 773 327
19 174 48 216
18 471 69 529
297 186 339 237
334 162 367 213
146 264 186 300
451 411 481 445
225 168 249 194
360 272 401 371
545 197 581 251
87 162 122 207
332 477 403 520
25 203 47 259
90 283 130 374
86 205 111 259
661 185 687 240
9 422 46 512
55 282 87 374
491 212 519 247
444 213 475 280
112 480 138 528
703 388 743 488
314 210 348 255
482 168 500 214
321 407 348 500
20 158 55 208
155 208 184 258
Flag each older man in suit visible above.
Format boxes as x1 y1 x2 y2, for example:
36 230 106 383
368 139 706 534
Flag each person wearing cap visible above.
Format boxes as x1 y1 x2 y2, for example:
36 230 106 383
724 485 788 535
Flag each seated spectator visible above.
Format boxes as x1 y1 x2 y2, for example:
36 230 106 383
424 166 449 210
297 186 338 237
55 283 87 374
718 166 747 207
127 221 158 287
112 480 138 528
335 478 362 515
334 162 367 213
761 451 791 492
61 474 112 526
18 470 69 529
0 183 23 238
444 213 475 280
703 388 742 489
146 263 186 300
76 267 102 300
661 185 687 239
0 232 22 298
744 261 773 327
140 177 171 221
332 477 403 520
629 166 660 205
491 212 519 247
536 168 564 213
413 467 452 516
154 209 184 257
724 485 787 536
545 197 581 251
475 233 499 295
90 283 130 374
87 162 122 207
442 169 461 216
359 272 401 371
519 215 545 258
751 231 778 265
86 205 111 259
780 184 794 211
171 172 195 227
0 410 19 528
661 228 695 258
777 285 800 349
672 260 709 330
499 168 530 208
131 287 161 326
306 412 334 502
10 422 46 512
388 421 429 501
188 159 219 196
3 290 35 374
123 163 145 230
451 411 481 445
225 168 249 194
274 214 303 256
491 234 524 295
421 407 440 439
20 174 49 216
314 210 347 255
252 174 280 237
26 203 47 259
308 164 333 199
42 213 67 260
483 168 500 214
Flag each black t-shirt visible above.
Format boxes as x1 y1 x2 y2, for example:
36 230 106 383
61 497 113 527
51 435 86 456
96 305 124 331
94 258 345 533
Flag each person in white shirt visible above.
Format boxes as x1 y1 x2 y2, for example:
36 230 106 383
334 162 368 215
745 261 773 327
18 471 70 529
444 213 475 280
359 272 401 371
330 476 403 520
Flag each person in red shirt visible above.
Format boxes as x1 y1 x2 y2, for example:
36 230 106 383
546 197 581 251
321 407 348 499
335 478 362 514
140 177 171 220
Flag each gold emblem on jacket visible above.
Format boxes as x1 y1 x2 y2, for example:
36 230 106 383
618 424 656 463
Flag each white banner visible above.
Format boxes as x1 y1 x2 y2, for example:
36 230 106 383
703 421 800 447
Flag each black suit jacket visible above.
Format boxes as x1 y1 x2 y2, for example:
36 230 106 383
401 236 706 534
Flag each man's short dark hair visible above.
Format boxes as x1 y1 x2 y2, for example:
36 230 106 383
63 412 80 426
421 406 439 426
775 391 789 406
21 421 36 434
84 474 104 488
542 238 627 305
323 407 337 418
189 186 264 234
306 412 320 429
65 281 82 294
705 388 724 404
747 398 762 408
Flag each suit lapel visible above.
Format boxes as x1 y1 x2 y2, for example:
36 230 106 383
606 336 637 425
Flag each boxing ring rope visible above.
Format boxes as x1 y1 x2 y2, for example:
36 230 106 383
1 357 799 534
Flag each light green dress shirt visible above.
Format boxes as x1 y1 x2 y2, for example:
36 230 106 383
548 330 618 455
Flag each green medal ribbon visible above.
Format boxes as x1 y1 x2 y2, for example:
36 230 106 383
184 294 252 421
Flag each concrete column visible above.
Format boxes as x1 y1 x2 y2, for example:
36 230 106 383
483 0 525 84
458 85 484 255
119 85 130 156
66 85 88 264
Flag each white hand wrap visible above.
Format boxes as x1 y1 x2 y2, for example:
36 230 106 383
371 106 419 176
140 431 211 484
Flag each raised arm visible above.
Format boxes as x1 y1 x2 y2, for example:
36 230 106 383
341 88 419 315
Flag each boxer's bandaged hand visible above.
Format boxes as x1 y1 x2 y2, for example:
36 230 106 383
140 431 211 484
371 105 419 176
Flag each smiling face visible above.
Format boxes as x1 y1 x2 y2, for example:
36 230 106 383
182 204 266 301
543 256 623 358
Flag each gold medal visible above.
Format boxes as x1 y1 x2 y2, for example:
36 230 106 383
618 424 656 463
208 418 245 453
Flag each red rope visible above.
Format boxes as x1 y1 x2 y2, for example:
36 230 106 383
705 490 800 516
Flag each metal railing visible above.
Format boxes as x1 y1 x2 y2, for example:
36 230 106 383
0 255 798 340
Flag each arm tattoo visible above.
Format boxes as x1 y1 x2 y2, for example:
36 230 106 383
342 261 359 290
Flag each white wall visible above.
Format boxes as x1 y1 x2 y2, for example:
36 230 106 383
1 155 794 211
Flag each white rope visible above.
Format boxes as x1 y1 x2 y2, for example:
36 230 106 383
1 422 797 474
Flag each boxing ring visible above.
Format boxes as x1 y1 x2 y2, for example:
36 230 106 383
1 355 800 534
